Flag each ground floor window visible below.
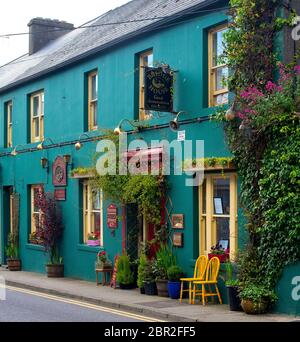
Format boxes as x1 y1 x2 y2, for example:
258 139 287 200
199 173 237 260
83 180 103 245
31 185 44 234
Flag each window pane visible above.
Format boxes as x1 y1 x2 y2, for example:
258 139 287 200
8 103 12 124
213 29 227 67
33 118 39 137
214 93 228 106
91 74 98 100
41 93 44 115
215 67 228 91
216 217 230 250
92 191 100 210
91 212 101 235
33 96 39 117
91 102 98 128
213 178 230 215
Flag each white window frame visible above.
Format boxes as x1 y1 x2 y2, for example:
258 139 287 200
30 91 44 143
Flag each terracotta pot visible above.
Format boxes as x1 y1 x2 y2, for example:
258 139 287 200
7 259 21 271
156 279 169 297
46 264 64 278
241 299 269 315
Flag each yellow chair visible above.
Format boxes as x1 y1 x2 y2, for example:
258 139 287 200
180 255 208 304
192 256 222 305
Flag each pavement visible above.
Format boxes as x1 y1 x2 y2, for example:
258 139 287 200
0 268 297 322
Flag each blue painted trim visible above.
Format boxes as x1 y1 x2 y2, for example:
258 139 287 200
77 244 100 253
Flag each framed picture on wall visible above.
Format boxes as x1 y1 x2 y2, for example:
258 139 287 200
172 214 184 229
173 232 184 248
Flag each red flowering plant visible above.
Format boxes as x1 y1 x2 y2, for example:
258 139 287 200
97 251 107 263
34 190 64 265
87 231 100 241
231 63 300 132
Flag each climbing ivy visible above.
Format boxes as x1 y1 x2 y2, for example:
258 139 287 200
216 0 300 299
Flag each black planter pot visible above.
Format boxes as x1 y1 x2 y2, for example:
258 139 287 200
130 263 138 288
140 287 145 294
227 286 242 311
144 281 157 296
120 283 135 290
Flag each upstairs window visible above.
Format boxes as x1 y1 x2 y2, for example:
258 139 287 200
208 25 228 107
88 70 98 131
30 91 44 143
5 101 13 148
139 50 153 120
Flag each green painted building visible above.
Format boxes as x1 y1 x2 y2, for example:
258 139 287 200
0 0 299 316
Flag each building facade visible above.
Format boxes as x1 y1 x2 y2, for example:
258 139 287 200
0 0 299 315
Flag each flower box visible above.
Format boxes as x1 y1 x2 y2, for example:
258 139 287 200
208 253 229 263
87 239 100 247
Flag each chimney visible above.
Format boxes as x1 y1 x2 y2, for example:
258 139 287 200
28 18 74 55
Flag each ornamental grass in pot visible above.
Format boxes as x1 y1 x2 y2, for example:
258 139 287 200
167 265 184 299
34 190 64 278
152 245 176 297
143 261 157 296
137 254 148 294
221 261 242 311
5 232 21 271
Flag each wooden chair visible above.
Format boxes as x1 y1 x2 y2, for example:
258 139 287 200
192 256 222 305
180 255 208 304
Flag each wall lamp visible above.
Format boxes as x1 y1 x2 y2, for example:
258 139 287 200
11 144 25 156
114 119 141 135
37 137 55 150
169 111 187 132
41 157 49 169
75 133 91 150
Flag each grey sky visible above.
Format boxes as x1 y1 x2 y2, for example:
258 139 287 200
0 0 129 66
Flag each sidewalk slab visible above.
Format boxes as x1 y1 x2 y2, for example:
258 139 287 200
0 269 296 322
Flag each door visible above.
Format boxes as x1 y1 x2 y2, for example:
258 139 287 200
199 174 237 260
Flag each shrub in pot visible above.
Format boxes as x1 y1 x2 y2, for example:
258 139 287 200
137 254 148 294
116 255 135 290
34 190 64 278
143 261 157 296
5 233 21 271
240 283 278 315
167 265 184 299
152 245 176 297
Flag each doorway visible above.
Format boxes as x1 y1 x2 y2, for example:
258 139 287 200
199 174 237 260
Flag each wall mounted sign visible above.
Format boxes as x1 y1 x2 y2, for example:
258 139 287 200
177 130 186 142
144 67 173 112
52 156 67 187
172 214 184 229
107 204 118 229
173 232 184 248
54 188 66 201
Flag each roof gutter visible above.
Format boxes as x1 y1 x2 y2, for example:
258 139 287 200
0 0 225 95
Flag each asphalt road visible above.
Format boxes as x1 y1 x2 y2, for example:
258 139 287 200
0 286 161 322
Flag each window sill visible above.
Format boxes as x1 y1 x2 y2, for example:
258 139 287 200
26 243 45 251
77 244 101 253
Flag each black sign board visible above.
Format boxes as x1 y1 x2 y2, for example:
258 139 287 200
144 67 173 112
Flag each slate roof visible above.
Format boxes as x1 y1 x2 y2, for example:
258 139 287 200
0 0 220 93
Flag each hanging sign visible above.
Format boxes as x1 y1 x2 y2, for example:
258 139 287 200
144 67 173 112
107 204 118 229
54 189 66 201
52 156 67 187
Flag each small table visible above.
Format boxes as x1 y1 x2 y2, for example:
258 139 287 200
96 268 113 286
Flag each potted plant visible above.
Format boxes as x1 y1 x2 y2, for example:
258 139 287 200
143 261 157 296
5 232 21 271
152 245 176 297
240 283 278 314
137 254 147 294
35 191 64 278
208 244 229 263
222 261 242 311
167 265 184 299
96 250 112 269
87 232 100 247
116 255 135 289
